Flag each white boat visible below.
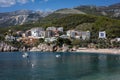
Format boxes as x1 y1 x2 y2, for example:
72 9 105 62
31 63 34 68
56 54 61 58
22 52 29 58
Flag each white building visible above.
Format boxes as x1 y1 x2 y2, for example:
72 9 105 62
99 31 106 39
116 38 120 42
45 37 57 42
46 27 56 31
81 31 90 40
30 27 45 38
60 35 69 39
113 38 120 42
45 30 53 38
67 30 90 40
67 30 76 38
57 27 63 32
5 35 16 41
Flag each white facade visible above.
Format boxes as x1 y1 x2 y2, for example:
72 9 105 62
57 27 63 32
45 30 53 38
5 35 16 41
45 37 57 42
81 31 90 40
67 30 90 40
30 27 45 38
60 35 69 39
99 31 106 39
46 27 56 31
116 38 120 42
67 30 76 38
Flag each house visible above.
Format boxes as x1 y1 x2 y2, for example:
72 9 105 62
67 30 90 40
81 31 90 40
57 27 63 32
46 27 64 37
111 38 120 42
45 30 54 38
45 37 57 42
116 38 120 42
5 35 16 41
30 27 45 38
74 31 81 39
46 27 56 31
60 35 69 39
99 31 106 39
67 30 76 38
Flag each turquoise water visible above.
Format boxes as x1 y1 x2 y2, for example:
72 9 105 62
0 52 120 80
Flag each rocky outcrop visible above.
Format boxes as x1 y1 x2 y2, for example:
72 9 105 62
0 42 18 52
30 43 54 52
30 43 70 52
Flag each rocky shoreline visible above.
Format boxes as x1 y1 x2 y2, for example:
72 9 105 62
0 42 120 55
0 42 71 52
30 43 70 52
0 42 30 52
0 42 18 52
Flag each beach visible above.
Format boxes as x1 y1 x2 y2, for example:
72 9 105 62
76 48 120 54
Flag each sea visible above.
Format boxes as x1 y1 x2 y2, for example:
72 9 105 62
0 52 120 80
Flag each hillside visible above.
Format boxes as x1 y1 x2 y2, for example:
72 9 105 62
74 3 120 19
0 10 52 27
0 13 120 39
0 3 120 28
55 8 86 14
0 3 120 38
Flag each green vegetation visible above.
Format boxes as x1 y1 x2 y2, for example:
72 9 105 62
0 35 4 41
0 13 120 39
56 38 71 46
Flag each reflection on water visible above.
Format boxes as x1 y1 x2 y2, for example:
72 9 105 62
0 52 120 80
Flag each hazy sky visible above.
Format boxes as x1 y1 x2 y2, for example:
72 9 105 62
0 0 120 12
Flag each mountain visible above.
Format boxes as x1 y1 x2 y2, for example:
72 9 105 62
0 2 120 28
54 8 86 14
0 10 52 27
74 3 120 18
41 2 120 23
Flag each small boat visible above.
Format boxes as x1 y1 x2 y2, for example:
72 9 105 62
22 52 29 58
56 54 61 58
31 63 34 68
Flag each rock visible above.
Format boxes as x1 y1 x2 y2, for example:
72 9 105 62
29 43 72 52
0 42 19 52
62 44 69 52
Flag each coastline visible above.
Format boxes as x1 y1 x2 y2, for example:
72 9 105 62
0 48 120 55
75 48 120 54
29 46 120 55
0 41 120 55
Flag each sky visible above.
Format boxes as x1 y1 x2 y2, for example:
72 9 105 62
0 0 120 13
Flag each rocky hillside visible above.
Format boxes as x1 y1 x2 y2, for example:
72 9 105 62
55 8 86 14
74 3 120 18
1 3 120 28
0 10 52 27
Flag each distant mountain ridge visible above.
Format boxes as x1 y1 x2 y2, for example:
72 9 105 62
54 8 86 14
74 3 120 18
0 2 120 27
0 10 52 27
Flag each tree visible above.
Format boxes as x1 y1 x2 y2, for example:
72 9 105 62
72 39 80 46
56 38 71 46
39 38 44 43
0 36 4 41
